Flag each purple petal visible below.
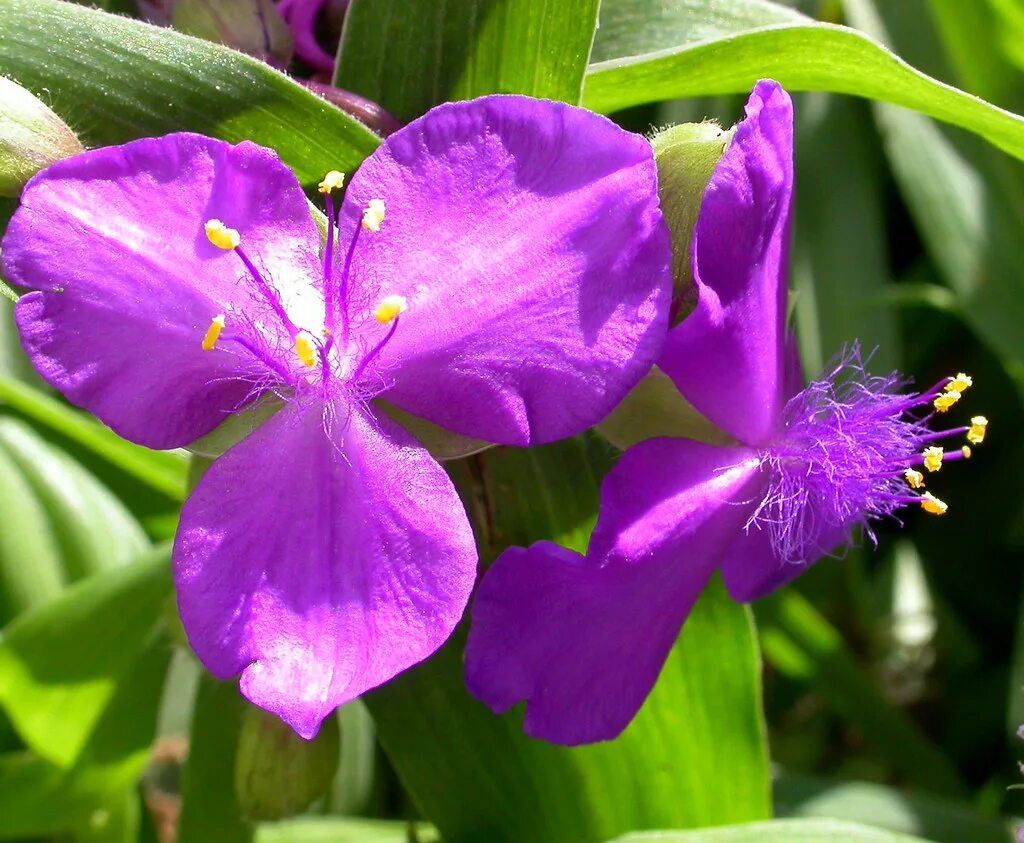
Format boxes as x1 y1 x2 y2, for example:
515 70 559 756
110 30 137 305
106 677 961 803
277 0 335 73
720 521 847 602
174 398 476 739
338 95 672 446
5 133 323 449
465 437 760 744
658 80 794 447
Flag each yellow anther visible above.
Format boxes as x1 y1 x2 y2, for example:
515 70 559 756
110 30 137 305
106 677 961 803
967 415 988 445
361 199 386 232
933 389 961 412
904 468 925 490
201 314 225 352
921 492 948 516
318 170 345 194
946 372 972 393
294 331 317 369
204 219 240 250
374 294 408 325
961 445 972 459
922 446 944 473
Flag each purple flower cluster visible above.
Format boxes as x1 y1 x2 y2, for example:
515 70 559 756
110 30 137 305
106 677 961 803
3 78 983 742
464 81 987 745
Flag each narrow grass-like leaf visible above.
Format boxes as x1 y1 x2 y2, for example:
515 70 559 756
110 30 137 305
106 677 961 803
757 589 965 796
775 771 1016 843
0 558 170 841
0 376 188 500
791 93 898 374
0 548 172 768
0 435 65 619
584 0 1024 164
0 0 380 185
0 418 150 580
608 818 937 842
335 0 600 119
177 676 254 843
842 0 1024 387
255 818 437 843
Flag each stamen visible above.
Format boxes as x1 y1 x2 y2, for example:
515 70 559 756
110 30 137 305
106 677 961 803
922 446 944 472
294 331 318 369
921 492 948 515
201 314 225 351
967 415 988 444
319 171 346 331
946 372 972 393
232 245 299 339
205 219 240 250
374 294 407 325
318 170 345 194
933 389 961 412
904 468 925 489
361 199 386 232
961 445 972 459
350 295 407 384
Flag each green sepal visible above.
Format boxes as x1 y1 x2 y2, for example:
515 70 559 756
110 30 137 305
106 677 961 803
234 706 340 822
0 76 83 197
651 121 733 306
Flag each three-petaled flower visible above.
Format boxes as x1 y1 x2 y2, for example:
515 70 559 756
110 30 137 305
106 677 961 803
464 80 987 746
3 95 672 738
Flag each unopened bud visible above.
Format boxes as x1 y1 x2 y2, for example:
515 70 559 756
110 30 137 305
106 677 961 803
171 0 294 69
235 705 340 821
0 77 84 197
650 121 733 317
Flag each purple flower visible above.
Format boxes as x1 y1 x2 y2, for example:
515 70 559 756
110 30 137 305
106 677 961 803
3 95 672 738
276 0 343 74
464 80 987 746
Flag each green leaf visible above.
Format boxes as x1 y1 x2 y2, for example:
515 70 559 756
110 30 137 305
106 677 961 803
366 440 768 843
584 0 1024 164
0 0 380 186
925 0 1019 111
607 818 938 842
0 555 171 841
0 427 66 618
0 376 188 500
335 0 600 119
0 418 150 581
756 589 965 796
790 92 898 374
255 817 437 843
0 752 146 841
775 771 1017 843
177 676 254 843
0 548 173 768
842 0 1024 385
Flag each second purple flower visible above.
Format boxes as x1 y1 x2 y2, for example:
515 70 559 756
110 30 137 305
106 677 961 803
464 81 987 746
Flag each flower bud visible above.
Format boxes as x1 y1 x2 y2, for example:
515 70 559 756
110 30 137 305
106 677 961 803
170 0 294 69
0 77 84 197
235 705 340 821
650 121 733 309
594 123 735 451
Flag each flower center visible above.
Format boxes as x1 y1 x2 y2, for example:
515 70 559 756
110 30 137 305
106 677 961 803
748 350 987 563
196 175 407 396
